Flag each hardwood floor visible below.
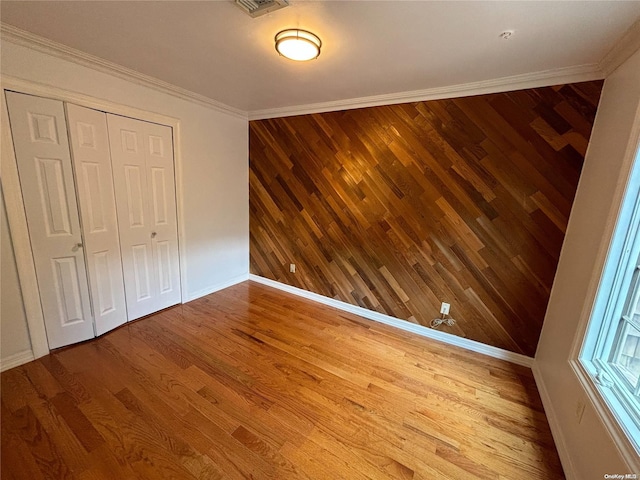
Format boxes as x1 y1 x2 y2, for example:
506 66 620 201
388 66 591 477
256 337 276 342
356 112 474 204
250 81 603 356
1 281 564 479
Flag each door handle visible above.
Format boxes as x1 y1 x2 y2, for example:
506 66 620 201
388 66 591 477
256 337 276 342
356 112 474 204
73 242 83 251
151 232 157 238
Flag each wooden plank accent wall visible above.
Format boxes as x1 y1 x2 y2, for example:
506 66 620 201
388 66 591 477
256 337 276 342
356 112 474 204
249 81 603 357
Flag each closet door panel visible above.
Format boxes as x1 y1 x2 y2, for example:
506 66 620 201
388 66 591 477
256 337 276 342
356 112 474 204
107 114 157 320
144 122 181 309
67 103 128 336
6 92 94 348
108 114 181 320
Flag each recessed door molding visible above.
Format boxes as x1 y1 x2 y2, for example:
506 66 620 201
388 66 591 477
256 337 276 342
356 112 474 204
1 75 188 359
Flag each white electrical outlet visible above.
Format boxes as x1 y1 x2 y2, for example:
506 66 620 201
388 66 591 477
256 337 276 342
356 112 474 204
290 263 296 273
440 302 450 315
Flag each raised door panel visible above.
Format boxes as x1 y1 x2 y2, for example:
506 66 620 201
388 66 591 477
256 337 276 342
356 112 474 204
107 114 158 320
131 244 153 301
150 167 168 226
124 165 146 228
35 157 73 236
6 92 94 348
67 103 128 336
52 256 85 324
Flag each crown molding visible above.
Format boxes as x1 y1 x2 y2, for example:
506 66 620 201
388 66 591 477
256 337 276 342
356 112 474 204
249 63 604 120
0 23 248 120
599 18 640 77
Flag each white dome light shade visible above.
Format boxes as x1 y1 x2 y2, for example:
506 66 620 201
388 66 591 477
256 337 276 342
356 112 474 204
275 29 321 61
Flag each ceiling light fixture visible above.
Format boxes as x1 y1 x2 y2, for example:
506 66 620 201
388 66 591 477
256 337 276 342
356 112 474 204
275 29 322 61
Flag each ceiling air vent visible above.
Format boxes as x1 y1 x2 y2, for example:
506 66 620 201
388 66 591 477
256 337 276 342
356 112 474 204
235 0 289 18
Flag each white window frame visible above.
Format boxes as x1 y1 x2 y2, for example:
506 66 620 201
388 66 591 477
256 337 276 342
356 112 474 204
575 145 640 467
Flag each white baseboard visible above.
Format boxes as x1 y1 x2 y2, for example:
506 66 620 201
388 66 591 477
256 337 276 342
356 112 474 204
249 274 534 368
0 348 35 372
531 363 576 480
186 273 250 302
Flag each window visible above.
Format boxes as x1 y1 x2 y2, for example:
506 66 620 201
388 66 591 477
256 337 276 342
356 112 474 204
614 284 640 392
579 146 640 457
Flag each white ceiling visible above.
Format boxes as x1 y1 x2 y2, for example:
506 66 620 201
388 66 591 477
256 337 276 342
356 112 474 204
2 1 640 115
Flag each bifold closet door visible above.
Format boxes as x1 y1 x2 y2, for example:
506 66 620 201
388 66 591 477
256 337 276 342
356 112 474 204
5 92 95 348
107 114 181 320
66 104 128 336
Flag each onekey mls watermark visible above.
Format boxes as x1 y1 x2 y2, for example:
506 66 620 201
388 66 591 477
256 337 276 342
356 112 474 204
604 475 637 479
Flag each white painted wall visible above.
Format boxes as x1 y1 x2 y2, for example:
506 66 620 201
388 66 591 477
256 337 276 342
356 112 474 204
535 48 640 478
0 40 249 364
0 185 32 362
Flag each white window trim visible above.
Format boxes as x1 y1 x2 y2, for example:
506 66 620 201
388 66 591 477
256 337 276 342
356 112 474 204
571 139 640 472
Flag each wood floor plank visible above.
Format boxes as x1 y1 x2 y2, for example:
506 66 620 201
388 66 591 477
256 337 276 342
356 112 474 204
1 402 45 480
1 281 564 479
7 404 73 479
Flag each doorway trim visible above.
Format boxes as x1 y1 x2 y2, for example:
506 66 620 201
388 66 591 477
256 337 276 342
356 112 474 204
1 75 188 359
